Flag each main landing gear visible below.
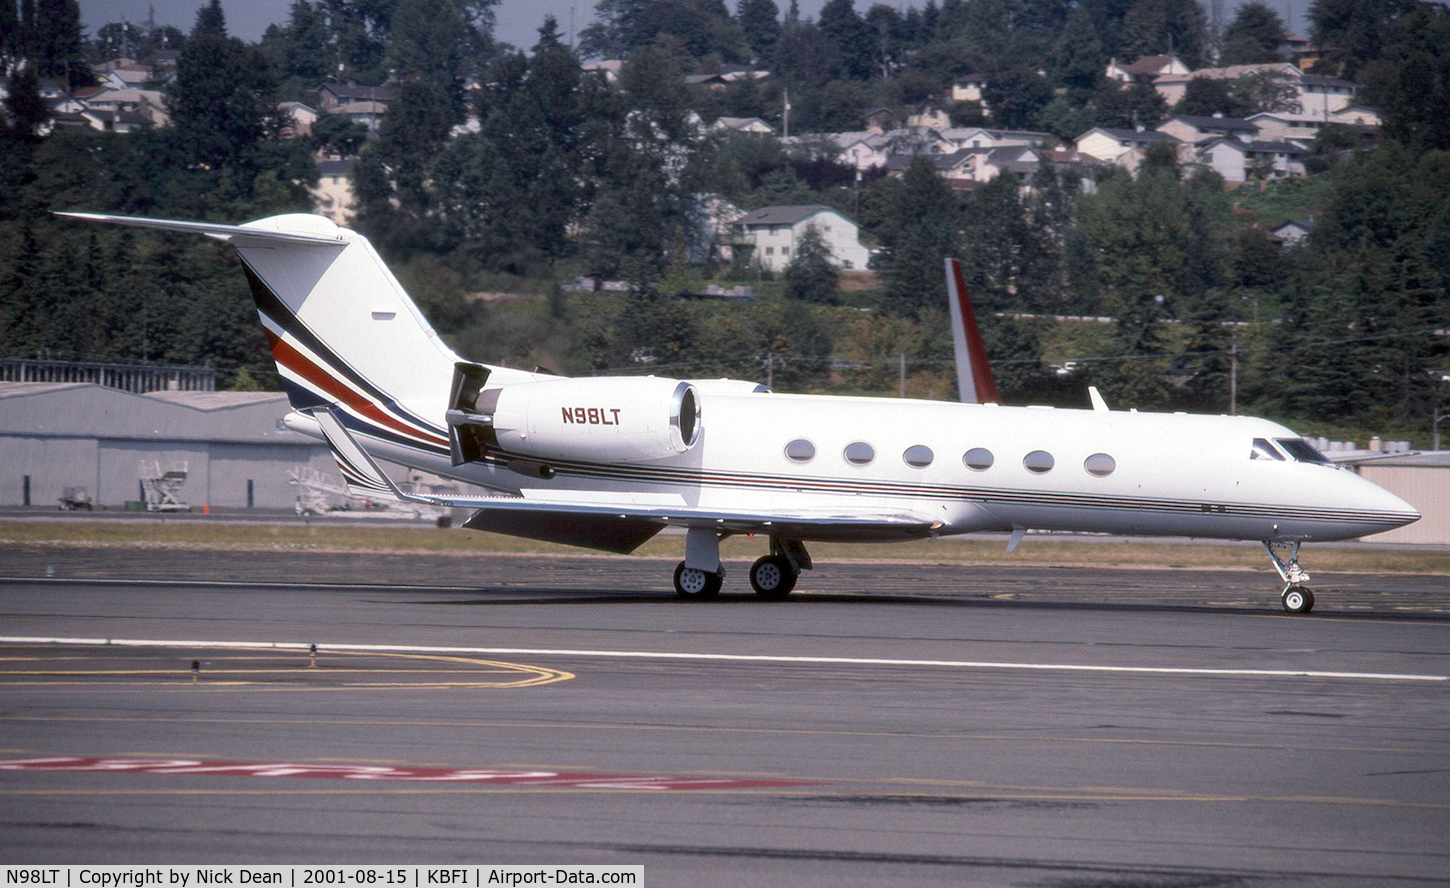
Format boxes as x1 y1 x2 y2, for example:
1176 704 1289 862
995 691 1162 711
1264 541 1315 614
673 530 810 600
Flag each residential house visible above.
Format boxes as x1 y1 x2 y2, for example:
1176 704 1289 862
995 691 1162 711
582 60 622 84
735 205 871 272
1299 74 1358 116
906 106 952 129
279 101 318 138
318 82 393 111
1105 54 1189 85
1156 114 1258 144
1075 127 1184 173
1151 62 1304 107
938 127 1050 151
864 107 900 132
78 86 169 127
948 74 988 104
1269 218 1314 246
712 116 774 135
1197 138 1306 183
312 159 355 225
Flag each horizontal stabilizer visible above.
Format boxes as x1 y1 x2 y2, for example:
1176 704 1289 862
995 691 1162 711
55 212 347 246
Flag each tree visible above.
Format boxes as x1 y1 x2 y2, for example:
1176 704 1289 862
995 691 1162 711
982 64 1052 129
865 155 963 314
169 8 283 188
1360 4 1450 152
34 0 85 88
1219 1 1285 65
1120 0 1207 68
1174 76 1243 117
782 224 838 303
1308 0 1412 79
2 63 48 140
818 0 872 80
736 0 779 63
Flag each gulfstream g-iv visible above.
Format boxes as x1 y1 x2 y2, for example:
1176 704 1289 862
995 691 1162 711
60 212 1420 613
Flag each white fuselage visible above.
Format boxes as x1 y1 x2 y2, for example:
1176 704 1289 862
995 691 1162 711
323 386 1417 546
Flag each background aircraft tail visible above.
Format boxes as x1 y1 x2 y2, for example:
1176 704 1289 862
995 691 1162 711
945 258 1000 404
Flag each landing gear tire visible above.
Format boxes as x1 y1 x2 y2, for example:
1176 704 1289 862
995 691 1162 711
674 561 723 599
1281 586 1315 614
749 555 798 600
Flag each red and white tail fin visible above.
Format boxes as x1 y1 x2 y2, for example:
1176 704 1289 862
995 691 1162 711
944 258 1000 404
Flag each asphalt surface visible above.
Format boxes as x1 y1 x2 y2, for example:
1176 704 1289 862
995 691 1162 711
1 549 1448 886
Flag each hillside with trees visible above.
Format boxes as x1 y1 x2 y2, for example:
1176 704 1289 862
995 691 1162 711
0 0 1447 443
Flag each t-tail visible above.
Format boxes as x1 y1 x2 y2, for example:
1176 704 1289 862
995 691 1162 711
57 211 486 458
945 257 1000 405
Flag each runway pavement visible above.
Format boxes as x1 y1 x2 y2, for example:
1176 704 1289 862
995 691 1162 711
1 549 1448 886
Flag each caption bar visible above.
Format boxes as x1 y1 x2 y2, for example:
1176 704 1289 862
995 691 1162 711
3 869 641 888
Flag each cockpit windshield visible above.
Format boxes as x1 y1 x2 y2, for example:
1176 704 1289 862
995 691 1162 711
1275 437 1333 464
1251 438 1285 461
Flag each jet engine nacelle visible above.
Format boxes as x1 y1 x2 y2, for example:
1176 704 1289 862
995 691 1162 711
489 376 701 463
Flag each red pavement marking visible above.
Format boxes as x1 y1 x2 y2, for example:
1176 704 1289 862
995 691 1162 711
0 757 820 791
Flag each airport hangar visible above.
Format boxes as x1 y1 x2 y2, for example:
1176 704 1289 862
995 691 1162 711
0 381 337 511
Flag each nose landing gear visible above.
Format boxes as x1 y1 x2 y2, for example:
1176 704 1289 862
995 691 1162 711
1264 541 1315 614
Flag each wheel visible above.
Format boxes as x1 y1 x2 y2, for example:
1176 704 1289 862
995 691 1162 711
1281 586 1315 614
674 561 723 599
750 555 797 600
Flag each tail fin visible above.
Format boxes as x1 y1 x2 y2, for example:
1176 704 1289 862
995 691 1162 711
59 211 458 453
944 258 1000 405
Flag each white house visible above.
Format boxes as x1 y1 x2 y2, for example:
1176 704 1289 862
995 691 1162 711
736 205 871 273
1105 54 1189 85
1197 138 1306 183
1156 114 1258 144
1075 127 1185 173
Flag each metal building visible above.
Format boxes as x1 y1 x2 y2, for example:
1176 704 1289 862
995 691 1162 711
0 382 333 510
1355 453 1450 545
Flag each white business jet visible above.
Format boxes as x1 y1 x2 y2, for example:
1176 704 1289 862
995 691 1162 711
61 212 1419 613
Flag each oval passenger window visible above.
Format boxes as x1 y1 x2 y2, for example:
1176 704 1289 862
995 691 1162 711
1084 453 1116 477
903 445 934 468
844 441 875 466
963 448 994 471
1023 450 1055 474
784 439 816 463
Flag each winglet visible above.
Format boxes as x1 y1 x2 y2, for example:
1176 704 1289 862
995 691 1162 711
1088 386 1109 412
945 258 1001 405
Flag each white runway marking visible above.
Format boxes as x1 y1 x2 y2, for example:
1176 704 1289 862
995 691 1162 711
2 636 1445 683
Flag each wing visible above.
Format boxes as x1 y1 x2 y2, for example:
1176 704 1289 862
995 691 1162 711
311 405 940 552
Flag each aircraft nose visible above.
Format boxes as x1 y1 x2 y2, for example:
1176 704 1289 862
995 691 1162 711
1353 473 1420 529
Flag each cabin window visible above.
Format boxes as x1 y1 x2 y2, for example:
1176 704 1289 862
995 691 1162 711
784 439 816 464
963 448 994 471
844 441 875 466
1023 450 1055 474
903 445 934 468
1251 438 1285 461
1084 453 1116 477
1276 438 1333 464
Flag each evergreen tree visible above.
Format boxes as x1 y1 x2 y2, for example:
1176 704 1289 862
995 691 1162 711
2 63 48 139
817 0 871 80
170 9 283 189
736 0 779 63
782 224 838 303
1219 1 1285 65
865 155 963 314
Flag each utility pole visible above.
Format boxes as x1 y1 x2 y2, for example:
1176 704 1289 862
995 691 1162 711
898 352 906 397
1228 325 1238 415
